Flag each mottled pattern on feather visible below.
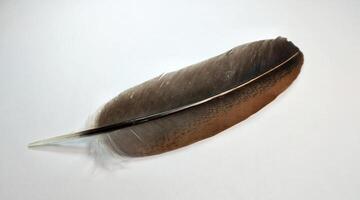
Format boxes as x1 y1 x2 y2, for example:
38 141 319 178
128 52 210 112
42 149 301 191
94 37 303 156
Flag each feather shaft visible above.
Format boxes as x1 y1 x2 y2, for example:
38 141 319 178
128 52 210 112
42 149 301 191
29 37 304 157
28 51 300 148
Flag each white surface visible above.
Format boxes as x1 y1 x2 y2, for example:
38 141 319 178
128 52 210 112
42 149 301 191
1 0 359 199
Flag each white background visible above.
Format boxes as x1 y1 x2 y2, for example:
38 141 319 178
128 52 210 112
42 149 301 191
1 0 359 199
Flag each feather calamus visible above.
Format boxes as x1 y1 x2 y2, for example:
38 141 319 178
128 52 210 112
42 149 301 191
29 37 304 157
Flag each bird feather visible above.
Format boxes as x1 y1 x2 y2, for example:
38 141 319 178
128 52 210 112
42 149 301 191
29 36 304 157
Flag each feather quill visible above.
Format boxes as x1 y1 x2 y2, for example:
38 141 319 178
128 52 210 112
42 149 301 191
29 36 304 157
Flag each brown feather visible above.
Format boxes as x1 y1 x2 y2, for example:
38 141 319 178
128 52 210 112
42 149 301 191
28 37 303 157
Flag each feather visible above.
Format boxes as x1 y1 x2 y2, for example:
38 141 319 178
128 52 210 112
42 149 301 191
29 36 304 157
